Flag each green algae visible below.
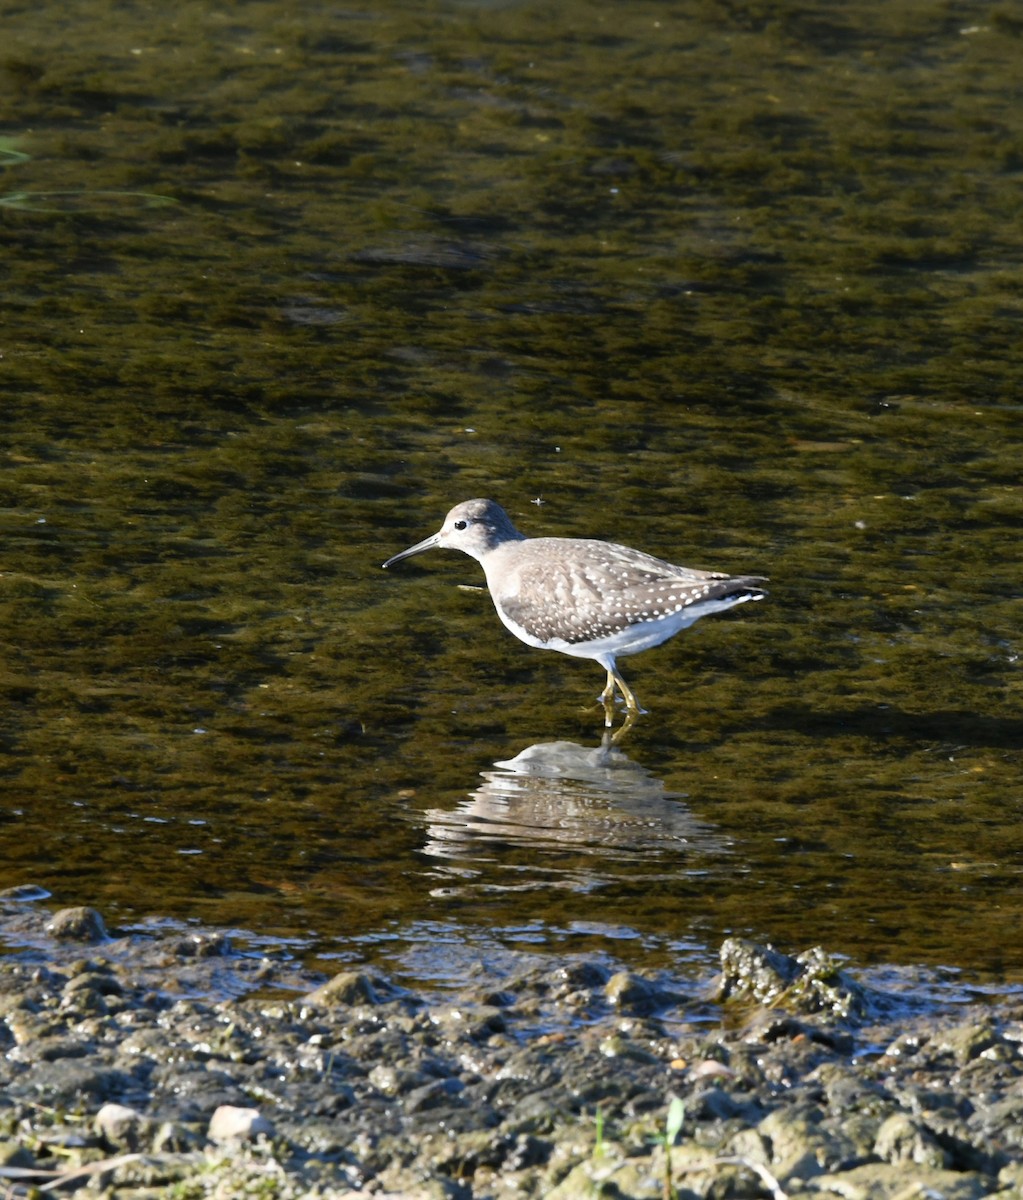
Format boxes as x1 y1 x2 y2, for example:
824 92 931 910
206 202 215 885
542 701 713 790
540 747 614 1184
0 0 1021 983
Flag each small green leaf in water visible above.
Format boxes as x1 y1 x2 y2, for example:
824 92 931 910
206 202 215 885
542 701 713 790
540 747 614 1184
665 1097 685 1145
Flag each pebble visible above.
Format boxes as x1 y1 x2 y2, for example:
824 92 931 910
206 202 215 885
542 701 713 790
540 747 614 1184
45 906 108 942
207 1105 275 1144
95 1102 149 1150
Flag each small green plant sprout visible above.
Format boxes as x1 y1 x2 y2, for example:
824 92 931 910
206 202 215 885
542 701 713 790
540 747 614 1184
658 1096 685 1200
664 1097 685 1145
593 1106 607 1160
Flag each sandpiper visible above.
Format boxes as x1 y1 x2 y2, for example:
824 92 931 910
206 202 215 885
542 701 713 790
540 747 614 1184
382 499 766 726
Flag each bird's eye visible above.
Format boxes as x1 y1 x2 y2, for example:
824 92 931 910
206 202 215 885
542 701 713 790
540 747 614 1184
454 519 468 530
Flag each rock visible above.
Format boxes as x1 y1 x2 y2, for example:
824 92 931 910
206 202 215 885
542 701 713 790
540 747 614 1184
15 1061 134 1106
404 1077 466 1113
22 1035 90 1062
718 938 800 1004
45 906 107 942
368 1063 430 1097
0 1140 36 1168
64 970 123 996
605 970 658 1013
0 885 50 902
874 1112 948 1168
151 1120 204 1153
691 1085 745 1121
806 1162 991 1198
553 960 610 991
935 1022 1001 1065
505 1133 552 1170
429 1002 508 1039
60 987 108 1016
303 970 380 1007
999 1162 1023 1189
172 932 232 958
95 1101 148 1150
756 1108 861 1181
60 968 125 1017
207 1104 275 1144
718 939 874 1020
543 1159 614 1199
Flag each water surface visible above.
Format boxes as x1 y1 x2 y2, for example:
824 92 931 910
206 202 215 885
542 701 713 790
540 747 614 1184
1 0 1021 991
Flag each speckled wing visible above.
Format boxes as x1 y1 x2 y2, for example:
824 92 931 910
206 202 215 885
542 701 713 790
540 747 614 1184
498 539 763 646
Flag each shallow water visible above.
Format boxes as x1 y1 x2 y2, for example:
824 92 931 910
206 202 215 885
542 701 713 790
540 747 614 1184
1 0 1021 989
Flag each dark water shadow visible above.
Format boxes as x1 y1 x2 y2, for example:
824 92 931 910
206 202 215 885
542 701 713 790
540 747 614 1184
419 737 729 896
757 704 1023 751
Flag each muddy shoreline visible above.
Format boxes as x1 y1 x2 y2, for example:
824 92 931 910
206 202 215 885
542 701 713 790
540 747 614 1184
0 899 1020 1198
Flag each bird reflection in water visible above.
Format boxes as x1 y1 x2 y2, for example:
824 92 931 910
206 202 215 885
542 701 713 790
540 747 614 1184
421 739 729 896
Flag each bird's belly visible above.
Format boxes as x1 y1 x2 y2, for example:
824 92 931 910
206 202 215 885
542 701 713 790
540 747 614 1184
493 594 755 661
549 611 701 660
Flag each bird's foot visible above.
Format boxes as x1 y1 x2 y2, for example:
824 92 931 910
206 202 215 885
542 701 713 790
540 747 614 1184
597 693 642 741
606 709 637 744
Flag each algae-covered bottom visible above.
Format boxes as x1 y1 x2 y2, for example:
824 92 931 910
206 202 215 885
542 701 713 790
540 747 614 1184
2 0 1023 990
0 897 1022 1199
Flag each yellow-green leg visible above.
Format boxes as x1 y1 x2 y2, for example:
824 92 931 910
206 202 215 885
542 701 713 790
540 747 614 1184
611 667 640 715
599 669 616 726
599 666 641 728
